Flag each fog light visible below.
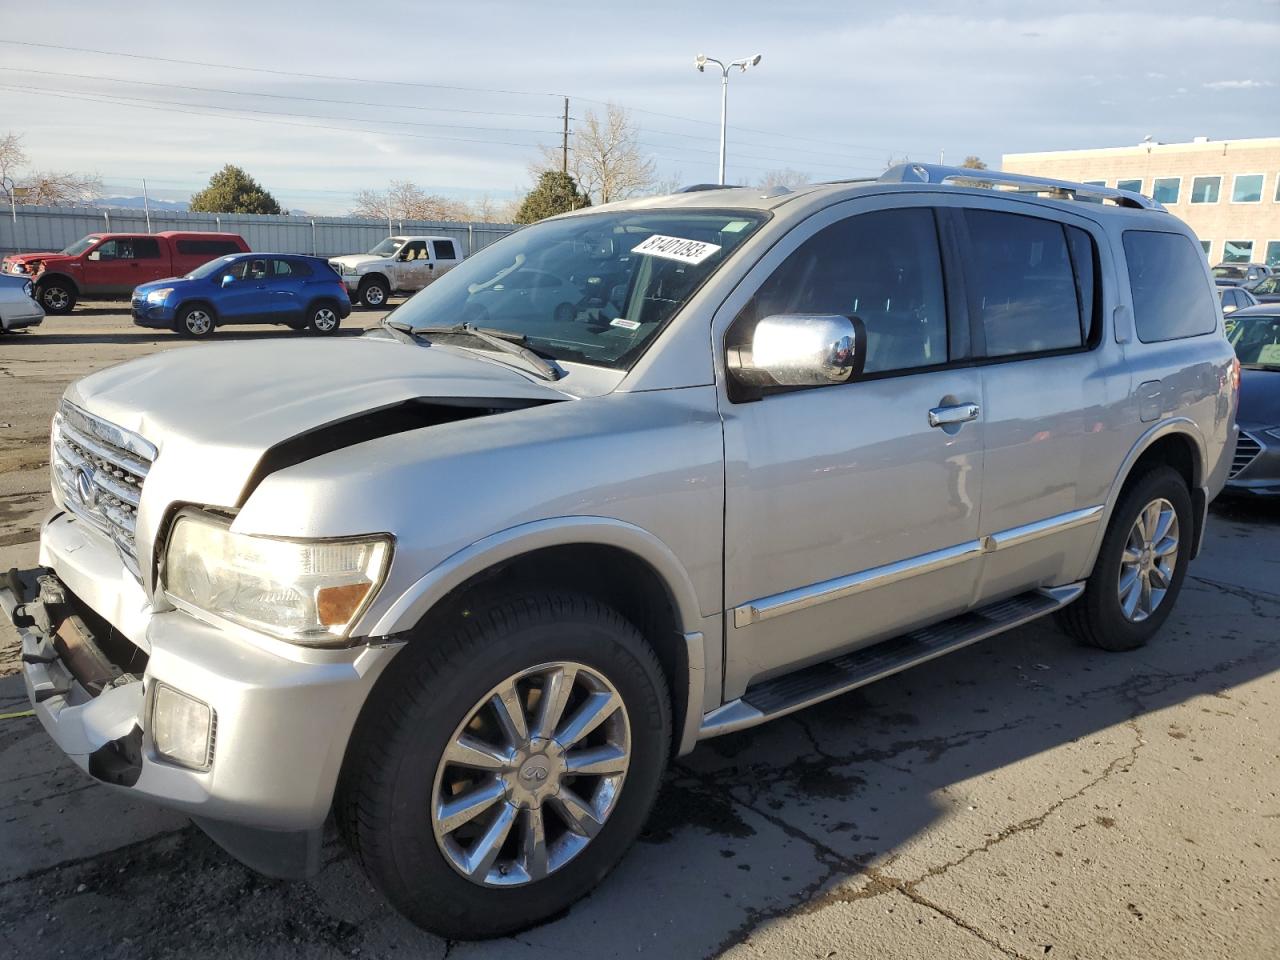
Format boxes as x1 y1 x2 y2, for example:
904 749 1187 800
151 683 213 769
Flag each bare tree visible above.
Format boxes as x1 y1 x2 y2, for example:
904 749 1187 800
465 193 520 223
757 168 811 192
352 180 469 222
538 103 656 205
0 131 101 205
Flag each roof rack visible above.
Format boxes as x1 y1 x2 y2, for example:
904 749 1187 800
879 163 1166 211
676 183 743 193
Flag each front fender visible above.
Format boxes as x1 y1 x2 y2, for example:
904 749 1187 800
367 515 706 639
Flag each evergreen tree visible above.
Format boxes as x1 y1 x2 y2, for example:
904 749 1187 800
189 164 283 214
514 171 590 224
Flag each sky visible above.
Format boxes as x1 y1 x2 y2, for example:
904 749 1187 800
0 0 1277 214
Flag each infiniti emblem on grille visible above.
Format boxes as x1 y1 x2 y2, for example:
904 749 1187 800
75 467 97 507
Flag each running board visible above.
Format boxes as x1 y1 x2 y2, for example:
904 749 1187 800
699 583 1083 740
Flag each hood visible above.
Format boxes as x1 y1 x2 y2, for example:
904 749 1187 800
1238 366 1280 430
329 253 389 271
133 276 188 295
66 335 572 510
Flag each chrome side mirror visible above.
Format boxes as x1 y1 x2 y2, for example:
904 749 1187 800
728 314 866 387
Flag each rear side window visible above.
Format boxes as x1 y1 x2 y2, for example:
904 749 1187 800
736 207 948 376
132 238 162 259
177 238 243 256
963 209 1086 358
1123 231 1218 342
433 239 458 260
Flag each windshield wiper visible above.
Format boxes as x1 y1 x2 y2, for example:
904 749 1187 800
415 323 565 381
382 318 419 345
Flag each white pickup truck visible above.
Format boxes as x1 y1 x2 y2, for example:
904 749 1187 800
329 235 463 307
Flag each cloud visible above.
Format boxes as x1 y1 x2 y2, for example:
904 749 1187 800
1203 79 1275 90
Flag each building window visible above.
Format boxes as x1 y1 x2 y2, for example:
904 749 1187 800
1231 174 1264 203
1223 240 1254 263
1190 176 1221 203
1200 240 1212 257
1116 178 1143 193
1152 177 1180 204
1266 241 1280 269
1082 180 1106 187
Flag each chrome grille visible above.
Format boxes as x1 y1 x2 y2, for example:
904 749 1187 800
51 401 156 581
1229 431 1262 480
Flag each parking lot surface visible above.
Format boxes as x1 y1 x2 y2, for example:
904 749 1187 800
1 307 1277 959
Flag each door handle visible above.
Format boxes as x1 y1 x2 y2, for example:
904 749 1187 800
928 402 980 428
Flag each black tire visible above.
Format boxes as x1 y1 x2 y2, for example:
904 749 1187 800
35 280 76 315
1057 465 1193 651
306 301 342 335
175 303 216 339
358 276 390 308
337 593 671 940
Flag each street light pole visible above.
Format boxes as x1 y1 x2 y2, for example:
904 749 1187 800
695 53 762 185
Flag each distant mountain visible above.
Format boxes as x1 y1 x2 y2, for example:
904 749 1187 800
92 196 190 212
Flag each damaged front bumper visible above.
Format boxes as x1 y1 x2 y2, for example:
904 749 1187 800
2 517 405 878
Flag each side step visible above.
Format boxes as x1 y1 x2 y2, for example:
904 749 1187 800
700 583 1083 740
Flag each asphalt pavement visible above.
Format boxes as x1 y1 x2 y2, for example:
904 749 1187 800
1 307 1277 959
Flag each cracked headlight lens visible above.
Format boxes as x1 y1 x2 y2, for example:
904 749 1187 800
163 513 391 646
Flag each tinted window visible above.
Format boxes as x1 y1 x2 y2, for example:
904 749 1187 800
737 208 948 375
245 259 269 280
1232 174 1264 203
964 209 1084 357
1152 178 1180 204
1190 176 1220 203
176 238 242 255
1123 231 1217 342
132 238 161 259
433 239 458 260
272 259 294 277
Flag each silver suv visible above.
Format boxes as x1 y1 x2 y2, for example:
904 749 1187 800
1 164 1238 939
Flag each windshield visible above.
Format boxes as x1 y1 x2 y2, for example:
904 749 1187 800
59 235 100 256
391 210 766 369
369 237 407 257
186 255 240 280
1228 314 1280 368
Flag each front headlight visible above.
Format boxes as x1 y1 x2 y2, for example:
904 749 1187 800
344 264 358 275
23 280 33 300
163 513 392 646
146 287 174 302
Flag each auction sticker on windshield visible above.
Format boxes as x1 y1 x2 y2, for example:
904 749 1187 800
631 234 722 265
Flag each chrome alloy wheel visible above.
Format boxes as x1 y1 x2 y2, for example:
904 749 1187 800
1118 497 1180 622
431 661 631 887
312 307 338 332
42 286 69 310
184 309 212 335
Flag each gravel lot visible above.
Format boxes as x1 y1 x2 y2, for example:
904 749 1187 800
1 306 1278 959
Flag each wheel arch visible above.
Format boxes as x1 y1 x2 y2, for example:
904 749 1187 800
1086 418 1208 571
176 298 220 323
36 272 79 296
358 272 390 290
366 517 711 756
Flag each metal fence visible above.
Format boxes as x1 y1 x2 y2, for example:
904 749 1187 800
0 205 518 259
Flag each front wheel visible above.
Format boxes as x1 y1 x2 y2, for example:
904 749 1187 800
175 304 215 338
307 302 341 335
1057 465 1192 651
358 276 389 308
337 594 671 939
36 281 76 314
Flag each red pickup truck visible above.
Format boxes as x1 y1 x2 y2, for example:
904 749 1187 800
1 231 250 314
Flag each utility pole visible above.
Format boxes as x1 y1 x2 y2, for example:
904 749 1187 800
561 97 570 174
141 178 152 233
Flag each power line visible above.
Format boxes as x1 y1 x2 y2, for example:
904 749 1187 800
0 65 561 122
0 83 560 142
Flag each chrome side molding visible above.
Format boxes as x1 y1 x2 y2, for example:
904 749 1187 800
732 505 1103 629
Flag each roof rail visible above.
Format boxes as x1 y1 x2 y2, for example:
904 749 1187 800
879 163 1166 211
676 183 743 193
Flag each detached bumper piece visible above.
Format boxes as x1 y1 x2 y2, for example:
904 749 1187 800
1 567 146 786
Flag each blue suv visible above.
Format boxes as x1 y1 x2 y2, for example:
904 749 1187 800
132 253 352 338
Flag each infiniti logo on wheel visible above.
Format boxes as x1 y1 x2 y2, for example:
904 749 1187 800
520 759 550 782
75 467 97 507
